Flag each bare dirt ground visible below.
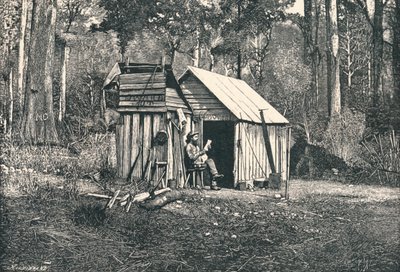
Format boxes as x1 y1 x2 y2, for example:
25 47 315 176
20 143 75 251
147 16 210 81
1 175 399 272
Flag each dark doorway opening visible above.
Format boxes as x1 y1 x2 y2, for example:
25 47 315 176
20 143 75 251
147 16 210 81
203 121 235 188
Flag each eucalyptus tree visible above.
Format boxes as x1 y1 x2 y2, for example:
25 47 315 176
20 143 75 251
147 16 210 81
218 0 294 80
21 0 58 144
325 0 341 117
97 0 154 60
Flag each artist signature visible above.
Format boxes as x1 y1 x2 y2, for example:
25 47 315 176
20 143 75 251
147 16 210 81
4 264 49 271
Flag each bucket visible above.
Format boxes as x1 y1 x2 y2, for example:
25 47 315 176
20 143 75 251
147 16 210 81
254 178 266 188
168 179 177 189
238 182 247 191
268 173 281 190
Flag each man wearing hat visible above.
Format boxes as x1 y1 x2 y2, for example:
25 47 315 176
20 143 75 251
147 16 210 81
186 131 223 190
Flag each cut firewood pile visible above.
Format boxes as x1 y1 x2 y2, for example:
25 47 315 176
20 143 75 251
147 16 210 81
86 187 183 211
85 172 186 211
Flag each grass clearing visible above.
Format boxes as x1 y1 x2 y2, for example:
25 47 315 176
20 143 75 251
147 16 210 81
1 138 399 271
1 178 399 271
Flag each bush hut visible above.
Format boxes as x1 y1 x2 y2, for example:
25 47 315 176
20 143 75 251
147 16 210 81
178 66 291 188
103 62 192 187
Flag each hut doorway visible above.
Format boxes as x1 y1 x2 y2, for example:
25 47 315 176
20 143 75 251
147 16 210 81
203 121 235 188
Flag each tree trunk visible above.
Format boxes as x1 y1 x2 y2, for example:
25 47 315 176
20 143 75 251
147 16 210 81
392 0 400 129
209 52 215 71
59 44 69 122
21 0 58 144
303 0 321 106
8 69 13 136
303 0 313 63
237 0 242 79
17 0 29 109
325 0 341 117
193 29 201 67
325 0 332 117
392 0 400 101
370 0 384 105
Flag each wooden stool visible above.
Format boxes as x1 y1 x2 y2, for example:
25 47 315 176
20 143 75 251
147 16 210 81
186 167 205 188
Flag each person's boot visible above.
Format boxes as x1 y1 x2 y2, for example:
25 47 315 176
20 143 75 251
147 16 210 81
211 180 221 190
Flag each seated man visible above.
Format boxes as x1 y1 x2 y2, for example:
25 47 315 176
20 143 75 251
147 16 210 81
185 131 223 190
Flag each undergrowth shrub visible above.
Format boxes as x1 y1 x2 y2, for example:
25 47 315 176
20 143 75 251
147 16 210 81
322 109 365 166
1 132 116 181
359 130 400 186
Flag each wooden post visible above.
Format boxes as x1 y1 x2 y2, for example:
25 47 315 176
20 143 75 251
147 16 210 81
260 110 276 174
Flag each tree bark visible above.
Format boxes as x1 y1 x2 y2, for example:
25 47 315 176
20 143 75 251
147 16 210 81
237 0 242 79
8 69 13 136
193 29 201 67
59 44 69 122
370 0 384 105
17 0 29 109
325 0 341 117
303 0 321 106
392 0 400 107
392 0 400 130
304 0 313 63
21 0 58 144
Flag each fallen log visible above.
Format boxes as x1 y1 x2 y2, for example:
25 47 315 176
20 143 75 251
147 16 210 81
140 190 182 210
132 188 171 203
86 193 117 199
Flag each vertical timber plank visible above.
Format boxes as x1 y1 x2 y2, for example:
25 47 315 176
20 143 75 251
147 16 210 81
173 123 183 187
250 124 256 180
233 122 239 187
239 123 245 182
116 116 123 177
256 125 264 178
142 115 152 180
278 127 282 176
282 127 287 181
130 113 141 180
243 123 249 182
167 116 174 181
152 114 161 167
122 115 132 178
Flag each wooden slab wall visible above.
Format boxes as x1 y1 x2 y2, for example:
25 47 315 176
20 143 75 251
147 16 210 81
116 113 168 180
119 73 165 85
165 87 189 111
235 122 289 183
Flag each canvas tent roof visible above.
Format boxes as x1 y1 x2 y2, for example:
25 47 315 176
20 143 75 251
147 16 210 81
179 66 289 124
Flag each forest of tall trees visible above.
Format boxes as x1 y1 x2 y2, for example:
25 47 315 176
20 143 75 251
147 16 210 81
0 0 398 180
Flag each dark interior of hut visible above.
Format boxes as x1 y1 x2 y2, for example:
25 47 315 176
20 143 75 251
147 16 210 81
203 121 235 188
